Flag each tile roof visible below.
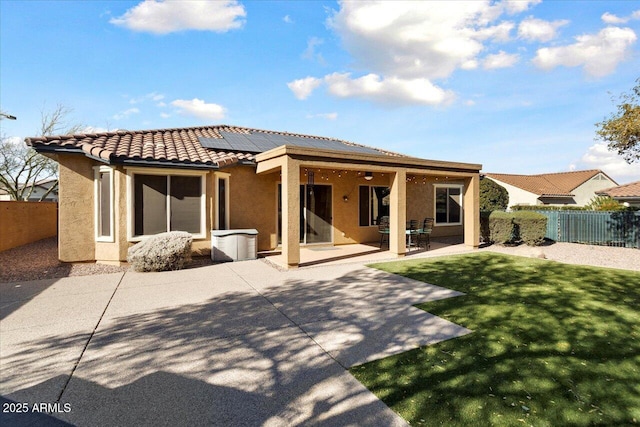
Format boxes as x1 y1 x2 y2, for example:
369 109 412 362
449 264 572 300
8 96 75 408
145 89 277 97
485 170 613 197
597 180 640 198
26 124 400 169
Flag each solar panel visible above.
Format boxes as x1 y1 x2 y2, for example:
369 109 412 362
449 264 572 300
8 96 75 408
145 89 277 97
198 130 382 155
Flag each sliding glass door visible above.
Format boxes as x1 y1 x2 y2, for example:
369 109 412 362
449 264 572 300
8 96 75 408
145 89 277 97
277 184 333 244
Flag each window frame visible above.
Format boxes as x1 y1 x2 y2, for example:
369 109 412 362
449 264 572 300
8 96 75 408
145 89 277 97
434 184 464 226
126 167 207 241
214 172 230 230
94 166 115 242
359 185 390 227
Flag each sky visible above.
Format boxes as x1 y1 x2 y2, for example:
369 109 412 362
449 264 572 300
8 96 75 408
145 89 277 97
1 0 639 184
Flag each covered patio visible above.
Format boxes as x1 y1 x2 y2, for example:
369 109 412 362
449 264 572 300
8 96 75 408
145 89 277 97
261 237 472 269
256 145 481 269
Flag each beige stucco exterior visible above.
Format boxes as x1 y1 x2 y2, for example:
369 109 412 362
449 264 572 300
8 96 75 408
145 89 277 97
54 146 481 267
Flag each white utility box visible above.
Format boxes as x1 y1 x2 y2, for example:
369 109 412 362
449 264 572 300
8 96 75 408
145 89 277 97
211 229 258 261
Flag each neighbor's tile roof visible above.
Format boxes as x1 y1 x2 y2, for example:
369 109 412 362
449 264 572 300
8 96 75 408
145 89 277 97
597 180 640 198
26 124 399 169
485 170 611 197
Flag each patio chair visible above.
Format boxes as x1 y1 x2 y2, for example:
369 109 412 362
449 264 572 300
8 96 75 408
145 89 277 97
418 218 434 250
378 216 390 248
407 219 419 248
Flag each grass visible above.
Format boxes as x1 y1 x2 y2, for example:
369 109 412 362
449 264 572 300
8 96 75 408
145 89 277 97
350 253 640 426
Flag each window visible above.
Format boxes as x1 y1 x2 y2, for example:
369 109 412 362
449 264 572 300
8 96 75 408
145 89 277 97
435 185 462 225
359 186 390 226
95 166 114 242
129 171 205 239
215 174 229 230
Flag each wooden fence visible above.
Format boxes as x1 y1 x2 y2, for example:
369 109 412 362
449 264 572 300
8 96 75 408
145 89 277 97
534 210 640 248
0 201 58 252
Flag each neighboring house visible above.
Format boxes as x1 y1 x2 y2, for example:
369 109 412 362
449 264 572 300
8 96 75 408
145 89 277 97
0 178 58 201
21 178 58 201
597 180 640 207
26 124 481 267
484 170 618 208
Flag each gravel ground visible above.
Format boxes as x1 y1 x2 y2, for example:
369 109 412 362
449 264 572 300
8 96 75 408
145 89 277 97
0 237 638 284
480 241 640 272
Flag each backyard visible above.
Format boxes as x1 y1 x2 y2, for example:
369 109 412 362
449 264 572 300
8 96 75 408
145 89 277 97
352 253 640 426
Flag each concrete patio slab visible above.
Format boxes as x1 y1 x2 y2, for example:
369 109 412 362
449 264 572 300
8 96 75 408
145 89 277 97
1 255 471 426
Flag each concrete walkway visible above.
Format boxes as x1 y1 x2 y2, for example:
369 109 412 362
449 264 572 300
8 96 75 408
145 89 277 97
1 260 470 426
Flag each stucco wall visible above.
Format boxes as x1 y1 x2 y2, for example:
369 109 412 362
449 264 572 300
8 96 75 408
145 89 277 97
0 201 57 251
225 165 279 251
488 178 540 207
573 173 618 206
57 154 95 262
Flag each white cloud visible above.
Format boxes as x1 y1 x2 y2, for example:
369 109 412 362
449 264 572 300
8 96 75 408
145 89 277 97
296 1 544 106
324 73 455 106
110 0 246 34
283 15 293 24
602 10 640 24
113 108 140 120
500 0 541 15
601 12 627 25
171 98 226 120
483 51 520 69
327 1 523 80
160 112 171 119
518 16 569 42
532 26 637 77
572 143 640 183
287 77 322 100
306 112 338 120
129 92 165 105
302 37 325 63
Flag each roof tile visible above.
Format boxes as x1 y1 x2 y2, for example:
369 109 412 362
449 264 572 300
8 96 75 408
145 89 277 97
26 124 400 169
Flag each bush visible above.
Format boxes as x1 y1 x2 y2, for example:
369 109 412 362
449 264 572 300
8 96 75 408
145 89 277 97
513 211 547 246
127 231 193 272
511 205 586 211
480 178 509 211
486 211 547 246
489 211 515 244
480 211 492 243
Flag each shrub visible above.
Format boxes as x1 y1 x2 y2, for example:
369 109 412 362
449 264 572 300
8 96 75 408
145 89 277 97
480 178 509 211
480 211 492 243
489 211 515 244
513 211 547 246
127 231 193 272
511 205 586 211
586 195 625 211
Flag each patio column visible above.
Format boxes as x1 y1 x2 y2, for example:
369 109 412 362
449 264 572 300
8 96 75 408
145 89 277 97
464 173 480 248
389 169 407 257
282 156 300 267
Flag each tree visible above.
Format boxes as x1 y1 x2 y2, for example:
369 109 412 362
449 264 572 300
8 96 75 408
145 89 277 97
586 195 625 211
0 104 83 201
596 78 640 163
480 177 509 211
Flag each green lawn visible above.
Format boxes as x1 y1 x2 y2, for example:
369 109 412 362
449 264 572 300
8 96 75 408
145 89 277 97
351 253 640 426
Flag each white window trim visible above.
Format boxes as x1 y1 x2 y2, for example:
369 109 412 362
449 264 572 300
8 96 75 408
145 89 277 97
94 166 115 242
214 172 230 230
434 184 464 226
125 167 207 241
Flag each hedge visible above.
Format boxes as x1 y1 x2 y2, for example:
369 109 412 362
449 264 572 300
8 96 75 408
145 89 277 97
485 211 547 246
511 205 586 211
512 211 547 246
489 211 515 244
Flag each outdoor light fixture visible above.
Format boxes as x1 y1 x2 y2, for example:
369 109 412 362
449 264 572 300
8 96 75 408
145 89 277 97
343 195 349 202
364 171 373 181
0 113 17 120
